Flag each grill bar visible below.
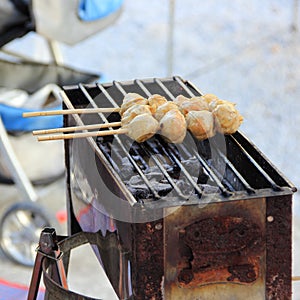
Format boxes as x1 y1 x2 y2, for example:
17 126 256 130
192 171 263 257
178 76 283 192
113 81 127 95
160 142 203 196
174 77 260 195
215 147 256 194
174 76 197 97
229 134 282 191
191 147 232 196
174 75 205 96
80 83 160 201
154 78 177 100
97 142 122 174
61 90 138 206
62 76 295 207
138 142 189 199
152 77 233 196
133 79 203 198
113 80 193 200
96 82 119 107
135 79 152 97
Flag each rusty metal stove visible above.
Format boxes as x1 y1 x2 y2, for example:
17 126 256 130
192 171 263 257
62 77 296 300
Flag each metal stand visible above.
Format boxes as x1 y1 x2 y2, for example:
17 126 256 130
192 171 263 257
28 228 67 300
0 117 38 202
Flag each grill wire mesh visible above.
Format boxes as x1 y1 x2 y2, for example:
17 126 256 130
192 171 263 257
63 76 294 206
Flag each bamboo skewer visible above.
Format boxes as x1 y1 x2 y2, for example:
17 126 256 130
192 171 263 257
32 121 122 135
37 128 128 141
23 107 120 117
293 276 300 281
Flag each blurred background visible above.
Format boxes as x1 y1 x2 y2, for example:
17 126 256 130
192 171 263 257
0 0 299 299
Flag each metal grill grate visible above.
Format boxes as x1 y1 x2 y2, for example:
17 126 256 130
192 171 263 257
62 76 296 207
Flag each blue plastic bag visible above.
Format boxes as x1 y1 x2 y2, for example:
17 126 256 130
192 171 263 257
0 104 63 132
78 0 123 21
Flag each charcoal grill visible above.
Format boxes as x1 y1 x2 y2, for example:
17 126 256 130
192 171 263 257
62 76 296 300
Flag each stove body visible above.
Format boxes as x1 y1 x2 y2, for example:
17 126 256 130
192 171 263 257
63 77 295 300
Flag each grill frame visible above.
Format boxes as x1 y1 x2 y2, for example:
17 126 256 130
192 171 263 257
62 76 296 300
62 76 295 208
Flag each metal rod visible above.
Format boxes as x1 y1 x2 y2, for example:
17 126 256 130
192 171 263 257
133 79 200 198
174 76 196 97
154 78 177 100
135 79 152 97
61 89 138 206
91 83 160 199
174 76 204 96
127 143 154 171
47 40 64 66
97 142 122 174
214 147 256 194
229 135 281 191
139 142 189 199
27 251 44 300
0 117 38 202
191 147 231 196
163 143 203 196
113 81 128 95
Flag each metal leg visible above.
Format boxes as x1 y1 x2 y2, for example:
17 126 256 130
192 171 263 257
47 39 64 66
0 117 38 202
28 228 67 300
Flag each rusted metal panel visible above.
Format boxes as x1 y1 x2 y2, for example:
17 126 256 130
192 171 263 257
164 198 266 299
266 195 292 300
132 220 164 300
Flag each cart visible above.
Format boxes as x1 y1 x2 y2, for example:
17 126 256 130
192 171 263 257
0 0 123 267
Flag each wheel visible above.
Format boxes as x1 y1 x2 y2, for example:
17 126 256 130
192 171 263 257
0 202 55 267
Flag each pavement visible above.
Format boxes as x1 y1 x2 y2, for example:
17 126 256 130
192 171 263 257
0 0 300 299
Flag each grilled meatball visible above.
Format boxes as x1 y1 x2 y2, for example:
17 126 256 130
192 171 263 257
148 94 168 114
121 104 152 126
120 93 148 116
179 96 209 116
202 93 227 111
186 110 215 140
154 102 178 121
125 113 159 143
159 109 186 144
174 94 190 106
212 102 243 134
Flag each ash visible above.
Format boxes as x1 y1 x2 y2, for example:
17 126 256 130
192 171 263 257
120 156 220 201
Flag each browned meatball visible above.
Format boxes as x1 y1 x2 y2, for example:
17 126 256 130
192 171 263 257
186 110 215 140
159 109 186 143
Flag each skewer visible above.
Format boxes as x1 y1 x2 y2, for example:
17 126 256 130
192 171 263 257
37 128 128 141
23 107 120 117
32 121 122 135
293 276 300 281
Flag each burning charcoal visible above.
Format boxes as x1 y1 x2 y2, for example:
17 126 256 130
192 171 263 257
145 171 165 182
197 172 209 184
164 163 180 178
181 157 201 177
156 182 173 197
127 186 151 200
200 184 220 194
127 175 144 186
120 157 135 180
